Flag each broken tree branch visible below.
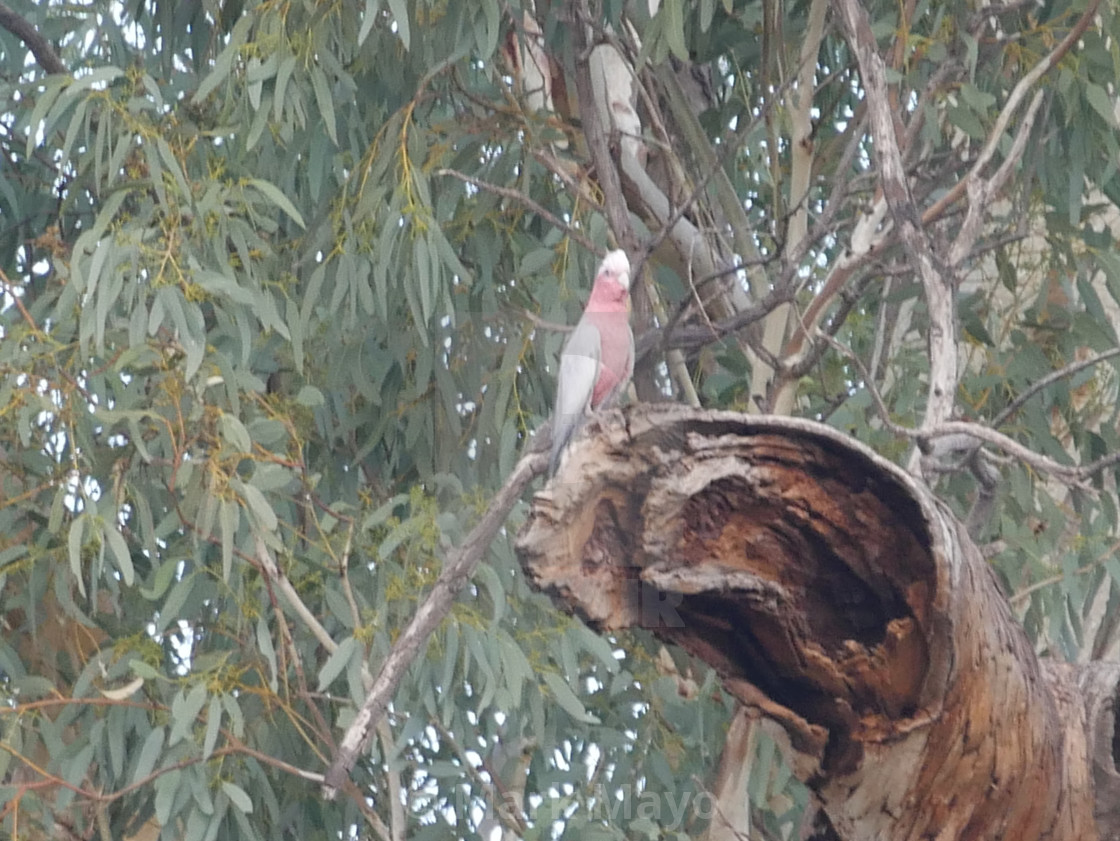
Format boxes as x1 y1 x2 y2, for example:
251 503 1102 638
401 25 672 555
516 405 1108 839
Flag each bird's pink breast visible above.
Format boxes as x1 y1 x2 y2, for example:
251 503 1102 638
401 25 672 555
585 306 632 407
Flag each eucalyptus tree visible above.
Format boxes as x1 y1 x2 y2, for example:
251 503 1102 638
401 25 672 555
1 0 1119 838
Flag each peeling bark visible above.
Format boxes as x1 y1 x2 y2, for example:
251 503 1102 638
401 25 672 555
516 405 1116 840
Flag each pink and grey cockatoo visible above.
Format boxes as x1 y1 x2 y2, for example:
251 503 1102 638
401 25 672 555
549 249 634 475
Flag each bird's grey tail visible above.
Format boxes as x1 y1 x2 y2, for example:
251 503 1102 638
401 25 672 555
548 414 580 476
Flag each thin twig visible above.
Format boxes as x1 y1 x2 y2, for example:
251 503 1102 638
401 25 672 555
992 347 1120 428
922 0 1104 226
783 270 879 379
430 717 530 837
825 335 1120 484
1009 536 1120 608
517 307 573 333
0 268 49 341
435 168 600 255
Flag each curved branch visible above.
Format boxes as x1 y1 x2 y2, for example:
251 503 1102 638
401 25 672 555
919 423 1120 483
568 1 640 255
992 346 1120 428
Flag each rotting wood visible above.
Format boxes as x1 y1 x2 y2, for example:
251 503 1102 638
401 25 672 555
516 404 1111 840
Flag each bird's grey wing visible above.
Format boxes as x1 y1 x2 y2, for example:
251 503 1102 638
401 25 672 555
550 319 601 473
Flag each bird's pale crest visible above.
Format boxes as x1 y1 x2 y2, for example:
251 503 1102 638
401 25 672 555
598 249 630 290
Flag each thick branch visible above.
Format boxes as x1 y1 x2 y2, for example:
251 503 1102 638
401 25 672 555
0 2 67 76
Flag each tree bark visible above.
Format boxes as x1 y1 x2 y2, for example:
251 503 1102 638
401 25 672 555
515 405 1119 840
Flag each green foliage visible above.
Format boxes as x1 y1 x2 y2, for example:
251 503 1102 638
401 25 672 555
0 3 732 838
2 0 1120 838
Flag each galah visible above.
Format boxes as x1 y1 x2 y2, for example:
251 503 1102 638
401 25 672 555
549 249 634 475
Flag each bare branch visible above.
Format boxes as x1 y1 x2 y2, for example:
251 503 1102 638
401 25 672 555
786 0 829 250
516 307 573 334
628 97 762 284
635 284 795 361
764 0 829 416
323 439 549 795
925 420 1120 483
948 90 1044 266
378 719 406 841
653 43 772 294
832 0 957 435
783 269 879 379
922 0 1104 226
255 537 337 653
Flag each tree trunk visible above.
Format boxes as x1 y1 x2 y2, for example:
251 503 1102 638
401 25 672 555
515 405 1120 840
